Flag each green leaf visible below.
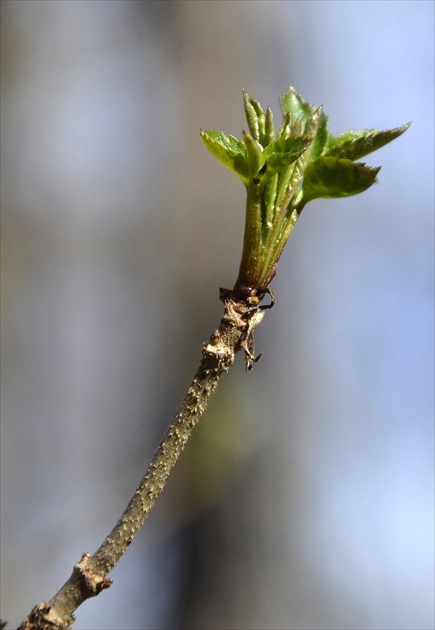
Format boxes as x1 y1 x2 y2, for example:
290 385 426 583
280 87 315 128
243 91 266 145
265 107 275 145
310 109 329 160
324 123 411 161
243 130 264 181
301 157 381 204
277 112 290 139
261 136 312 182
200 129 249 183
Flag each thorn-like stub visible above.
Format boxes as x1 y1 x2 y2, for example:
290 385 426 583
259 288 276 310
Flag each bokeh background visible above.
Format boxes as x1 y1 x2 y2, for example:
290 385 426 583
1 1 433 629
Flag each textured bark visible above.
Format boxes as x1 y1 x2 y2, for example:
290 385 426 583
19 290 270 630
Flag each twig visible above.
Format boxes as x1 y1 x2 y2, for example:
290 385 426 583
19 289 270 630
18 85 408 630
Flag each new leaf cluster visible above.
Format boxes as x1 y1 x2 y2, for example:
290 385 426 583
200 87 409 295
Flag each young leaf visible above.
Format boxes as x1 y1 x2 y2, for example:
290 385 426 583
280 87 314 128
323 123 411 161
265 107 275 146
243 91 266 146
200 130 249 183
310 109 329 160
243 130 264 180
301 157 381 204
261 137 312 183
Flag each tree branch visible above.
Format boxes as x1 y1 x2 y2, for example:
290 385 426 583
19 290 269 630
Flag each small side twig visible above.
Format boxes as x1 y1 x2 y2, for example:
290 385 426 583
19 289 270 630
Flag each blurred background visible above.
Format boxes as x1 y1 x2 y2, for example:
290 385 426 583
1 1 433 628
